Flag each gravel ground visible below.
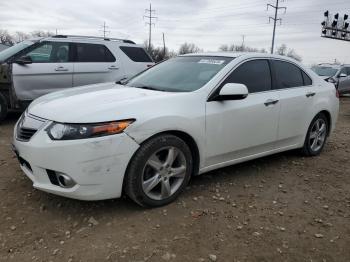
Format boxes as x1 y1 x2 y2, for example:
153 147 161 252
0 98 349 262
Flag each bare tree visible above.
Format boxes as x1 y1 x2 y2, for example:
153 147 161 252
0 29 14 46
218 43 266 53
276 44 302 62
144 41 176 62
219 44 229 51
286 49 302 62
30 30 54 37
276 44 287 56
178 43 201 55
14 31 30 43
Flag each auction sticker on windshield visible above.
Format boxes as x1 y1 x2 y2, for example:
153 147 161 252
198 59 225 65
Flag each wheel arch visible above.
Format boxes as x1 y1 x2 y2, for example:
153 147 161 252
126 130 201 179
318 110 332 136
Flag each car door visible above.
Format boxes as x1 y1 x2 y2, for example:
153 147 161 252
271 59 313 147
205 59 280 167
337 67 350 94
12 41 73 101
72 42 124 87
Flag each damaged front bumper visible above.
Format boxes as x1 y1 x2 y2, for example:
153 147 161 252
12 120 140 200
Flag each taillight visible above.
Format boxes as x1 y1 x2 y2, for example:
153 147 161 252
336 89 340 98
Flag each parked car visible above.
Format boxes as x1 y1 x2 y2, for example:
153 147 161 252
0 35 154 121
12 52 339 207
312 63 350 95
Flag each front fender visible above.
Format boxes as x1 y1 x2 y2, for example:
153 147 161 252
124 115 206 168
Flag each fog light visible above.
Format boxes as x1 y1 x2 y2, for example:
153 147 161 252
57 173 76 188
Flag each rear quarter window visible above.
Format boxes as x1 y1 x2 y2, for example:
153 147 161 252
119 46 153 62
273 60 304 89
302 71 313 86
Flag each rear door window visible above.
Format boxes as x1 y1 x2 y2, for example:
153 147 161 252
273 60 304 89
345 67 350 76
339 68 347 75
119 46 153 62
222 59 272 93
75 43 116 62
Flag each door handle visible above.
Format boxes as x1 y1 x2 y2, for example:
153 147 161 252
306 92 316 98
108 65 119 70
264 99 279 106
55 66 69 72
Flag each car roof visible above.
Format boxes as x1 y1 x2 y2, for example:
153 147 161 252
180 52 301 63
31 35 137 45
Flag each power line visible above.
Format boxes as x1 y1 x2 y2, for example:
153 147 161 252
267 0 287 54
144 3 157 49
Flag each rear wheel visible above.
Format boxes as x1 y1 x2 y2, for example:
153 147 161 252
125 134 193 207
0 93 8 122
301 113 328 156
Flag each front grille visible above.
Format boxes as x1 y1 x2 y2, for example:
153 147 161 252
17 127 37 141
16 113 46 142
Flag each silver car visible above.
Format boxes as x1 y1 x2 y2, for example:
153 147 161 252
0 35 154 121
312 63 350 95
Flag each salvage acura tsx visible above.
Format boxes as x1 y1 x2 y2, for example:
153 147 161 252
13 53 339 207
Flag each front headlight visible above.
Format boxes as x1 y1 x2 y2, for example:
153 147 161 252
46 119 135 140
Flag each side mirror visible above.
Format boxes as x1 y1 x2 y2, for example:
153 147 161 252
15 55 32 65
210 83 248 101
339 73 347 78
326 77 337 84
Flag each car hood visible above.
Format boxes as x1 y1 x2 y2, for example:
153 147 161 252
28 82 179 123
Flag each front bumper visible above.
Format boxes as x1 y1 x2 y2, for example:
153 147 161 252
12 121 140 200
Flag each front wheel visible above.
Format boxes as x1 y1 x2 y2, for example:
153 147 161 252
301 113 329 156
125 134 193 207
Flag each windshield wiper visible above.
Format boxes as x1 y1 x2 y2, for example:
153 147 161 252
134 86 167 92
115 78 128 85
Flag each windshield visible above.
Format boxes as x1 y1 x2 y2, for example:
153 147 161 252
0 40 35 62
312 66 339 77
126 56 233 92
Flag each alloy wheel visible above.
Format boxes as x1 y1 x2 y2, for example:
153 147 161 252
309 118 327 152
142 146 187 201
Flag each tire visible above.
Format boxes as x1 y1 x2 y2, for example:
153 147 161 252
301 113 329 156
125 134 193 207
0 93 8 122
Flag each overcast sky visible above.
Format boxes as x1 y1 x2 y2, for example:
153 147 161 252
1 0 349 65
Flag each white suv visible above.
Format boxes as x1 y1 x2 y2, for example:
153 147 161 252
0 35 154 120
13 52 339 207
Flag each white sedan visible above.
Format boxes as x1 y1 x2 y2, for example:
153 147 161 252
13 53 339 207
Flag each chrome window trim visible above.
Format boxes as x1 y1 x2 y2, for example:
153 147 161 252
207 56 314 100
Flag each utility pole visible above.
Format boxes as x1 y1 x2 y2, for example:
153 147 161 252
99 21 110 38
144 3 157 50
162 32 166 57
241 35 245 48
267 0 287 54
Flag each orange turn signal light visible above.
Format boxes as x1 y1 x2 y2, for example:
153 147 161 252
91 120 134 135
